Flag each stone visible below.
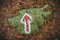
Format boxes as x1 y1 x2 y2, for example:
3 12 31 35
8 4 53 34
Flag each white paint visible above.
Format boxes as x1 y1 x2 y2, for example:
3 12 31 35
21 13 32 34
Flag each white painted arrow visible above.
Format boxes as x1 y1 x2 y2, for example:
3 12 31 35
21 13 32 34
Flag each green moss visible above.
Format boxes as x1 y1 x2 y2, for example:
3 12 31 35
8 4 53 34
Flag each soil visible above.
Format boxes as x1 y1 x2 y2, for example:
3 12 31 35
0 0 60 40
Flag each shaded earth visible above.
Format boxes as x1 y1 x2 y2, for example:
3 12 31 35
0 0 60 40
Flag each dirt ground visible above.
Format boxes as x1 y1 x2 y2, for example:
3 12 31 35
0 0 60 40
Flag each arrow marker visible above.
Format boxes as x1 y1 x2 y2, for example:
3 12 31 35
21 13 32 34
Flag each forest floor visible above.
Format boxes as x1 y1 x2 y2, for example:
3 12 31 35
0 0 60 40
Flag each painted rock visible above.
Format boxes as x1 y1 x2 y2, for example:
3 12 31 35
8 4 53 34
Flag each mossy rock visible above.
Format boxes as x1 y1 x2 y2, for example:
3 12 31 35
8 4 53 34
